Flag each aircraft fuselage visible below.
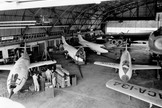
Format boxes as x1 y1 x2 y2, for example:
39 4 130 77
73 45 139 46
7 52 30 98
79 41 108 54
119 50 132 82
63 42 84 63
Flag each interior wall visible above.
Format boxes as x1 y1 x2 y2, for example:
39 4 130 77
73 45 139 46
106 20 158 28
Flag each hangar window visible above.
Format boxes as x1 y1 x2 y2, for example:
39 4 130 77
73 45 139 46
0 51 3 59
56 39 60 47
8 49 15 58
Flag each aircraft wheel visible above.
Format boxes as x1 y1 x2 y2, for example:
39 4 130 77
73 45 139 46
65 53 68 59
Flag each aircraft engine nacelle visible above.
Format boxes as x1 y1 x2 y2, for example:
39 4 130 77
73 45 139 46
149 32 162 55
117 39 123 46
110 39 123 46
75 47 86 65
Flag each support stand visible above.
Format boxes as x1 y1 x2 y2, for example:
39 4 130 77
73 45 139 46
42 39 52 60
152 59 161 80
42 49 51 60
149 103 153 108
128 95 131 101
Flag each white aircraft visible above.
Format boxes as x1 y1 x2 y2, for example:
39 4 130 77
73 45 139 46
94 44 161 82
61 36 86 65
106 79 162 108
0 46 56 98
78 35 117 55
148 27 162 55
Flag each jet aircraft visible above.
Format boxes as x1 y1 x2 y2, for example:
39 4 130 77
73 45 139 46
104 26 162 56
78 35 117 55
94 44 161 82
148 27 162 55
61 36 86 65
0 45 57 98
106 79 162 108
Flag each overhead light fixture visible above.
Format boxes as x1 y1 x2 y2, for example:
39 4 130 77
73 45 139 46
0 20 36 23
0 20 36 26
0 26 51 29
0 23 35 26
0 25 69 29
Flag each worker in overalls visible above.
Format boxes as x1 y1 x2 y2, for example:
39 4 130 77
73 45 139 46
32 73 39 92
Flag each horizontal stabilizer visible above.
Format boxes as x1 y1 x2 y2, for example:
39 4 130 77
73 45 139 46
106 79 162 108
132 64 161 70
61 36 68 45
94 61 119 69
29 60 56 69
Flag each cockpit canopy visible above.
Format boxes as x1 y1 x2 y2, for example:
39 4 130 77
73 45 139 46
122 60 129 73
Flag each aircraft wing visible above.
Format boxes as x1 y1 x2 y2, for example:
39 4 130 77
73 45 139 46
132 65 161 70
0 64 14 70
106 79 162 108
29 60 57 69
94 61 119 69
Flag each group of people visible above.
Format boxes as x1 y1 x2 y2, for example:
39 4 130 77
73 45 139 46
29 64 56 92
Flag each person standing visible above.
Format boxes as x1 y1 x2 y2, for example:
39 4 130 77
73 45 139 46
32 73 39 92
45 68 52 83
39 74 45 91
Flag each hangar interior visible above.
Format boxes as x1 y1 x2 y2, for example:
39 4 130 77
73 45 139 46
0 0 162 108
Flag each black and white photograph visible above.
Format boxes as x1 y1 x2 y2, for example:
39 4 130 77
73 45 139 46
0 0 162 108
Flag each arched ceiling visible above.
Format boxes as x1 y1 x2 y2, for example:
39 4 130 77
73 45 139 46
0 0 161 35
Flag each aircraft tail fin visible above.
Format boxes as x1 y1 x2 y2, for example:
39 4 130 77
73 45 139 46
61 36 68 45
78 35 85 42
125 42 128 51
19 42 28 53
24 43 27 53
125 39 128 51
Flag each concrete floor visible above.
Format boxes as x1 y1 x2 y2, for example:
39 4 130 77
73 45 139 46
0 43 161 108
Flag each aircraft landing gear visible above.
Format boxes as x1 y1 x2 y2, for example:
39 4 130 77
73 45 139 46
149 103 153 108
65 53 69 59
115 69 118 73
150 53 162 80
154 60 162 80
133 70 138 77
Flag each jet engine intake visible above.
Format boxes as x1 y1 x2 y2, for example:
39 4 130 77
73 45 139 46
121 75 129 83
110 39 123 46
111 39 117 45
149 33 162 54
154 38 162 50
117 39 123 45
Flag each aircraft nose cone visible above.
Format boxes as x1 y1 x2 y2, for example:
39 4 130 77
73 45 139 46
121 75 129 83
154 38 162 50
8 89 14 99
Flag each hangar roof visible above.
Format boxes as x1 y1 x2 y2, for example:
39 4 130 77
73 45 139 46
0 0 161 34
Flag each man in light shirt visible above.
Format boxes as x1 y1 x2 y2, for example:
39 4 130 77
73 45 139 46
45 68 52 83
32 73 39 92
